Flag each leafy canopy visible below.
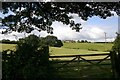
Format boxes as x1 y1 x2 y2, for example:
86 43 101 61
1 2 120 34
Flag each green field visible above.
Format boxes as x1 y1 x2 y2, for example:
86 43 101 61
0 42 113 60
1 43 114 78
49 43 113 78
49 43 113 56
0 43 113 55
0 43 16 52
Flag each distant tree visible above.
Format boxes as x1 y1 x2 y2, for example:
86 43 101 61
2 39 10 43
41 35 63 47
81 40 85 43
84 40 88 43
77 40 81 43
44 35 58 46
54 40 63 47
1 39 17 44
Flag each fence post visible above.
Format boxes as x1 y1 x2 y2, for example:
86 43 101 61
110 51 116 78
110 51 120 80
77 56 80 71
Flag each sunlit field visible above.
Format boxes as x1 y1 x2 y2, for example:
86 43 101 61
49 43 113 78
49 42 113 56
0 43 113 55
0 43 16 52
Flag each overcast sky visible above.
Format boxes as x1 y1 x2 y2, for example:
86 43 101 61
0 10 118 42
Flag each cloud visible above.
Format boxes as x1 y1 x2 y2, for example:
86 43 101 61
79 25 116 42
0 21 116 42
68 13 87 23
38 22 115 42
0 13 117 42
110 11 118 18
0 31 26 41
84 27 105 39
51 21 80 40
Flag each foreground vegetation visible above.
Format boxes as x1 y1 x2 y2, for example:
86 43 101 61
1 39 115 79
2 35 57 80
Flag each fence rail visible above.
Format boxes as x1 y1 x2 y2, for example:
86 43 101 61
49 53 110 58
49 52 114 78
49 53 111 69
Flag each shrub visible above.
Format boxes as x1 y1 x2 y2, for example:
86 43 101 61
112 35 120 53
111 35 120 78
2 34 56 80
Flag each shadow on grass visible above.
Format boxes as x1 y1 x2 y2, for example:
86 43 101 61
51 59 114 79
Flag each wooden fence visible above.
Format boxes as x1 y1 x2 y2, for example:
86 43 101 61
2 49 120 79
49 53 114 78
49 52 120 79
49 53 111 68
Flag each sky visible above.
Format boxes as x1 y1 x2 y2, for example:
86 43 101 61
0 10 118 42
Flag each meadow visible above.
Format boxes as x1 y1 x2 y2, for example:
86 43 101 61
0 42 113 61
49 43 113 78
1 42 113 60
1 42 114 78
49 42 113 56
0 42 113 55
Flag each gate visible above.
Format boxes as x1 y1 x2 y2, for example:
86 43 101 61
49 53 113 78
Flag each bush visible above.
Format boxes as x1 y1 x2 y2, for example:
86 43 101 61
40 35 63 47
111 35 120 78
2 34 56 80
112 35 120 53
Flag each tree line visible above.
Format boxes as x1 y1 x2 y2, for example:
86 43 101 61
1 35 63 47
63 40 91 43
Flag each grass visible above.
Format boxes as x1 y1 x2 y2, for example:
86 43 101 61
52 60 113 78
1 43 114 78
0 43 113 55
49 43 113 56
63 43 113 51
49 43 113 79
0 43 16 52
